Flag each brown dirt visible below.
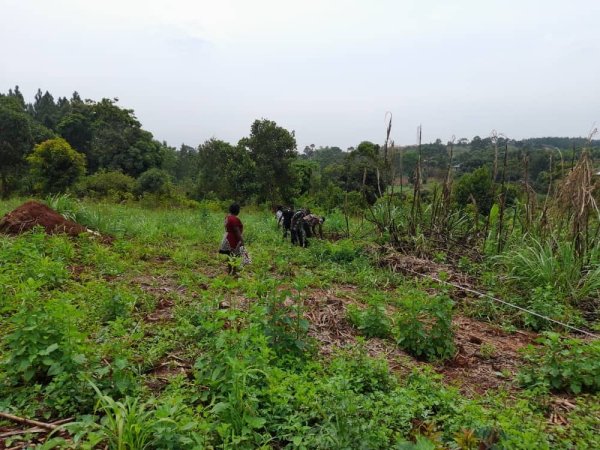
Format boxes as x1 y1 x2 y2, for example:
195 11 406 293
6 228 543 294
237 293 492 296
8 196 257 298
0 200 109 242
379 250 475 289
440 316 536 395
135 275 187 322
303 289 357 355
145 353 193 392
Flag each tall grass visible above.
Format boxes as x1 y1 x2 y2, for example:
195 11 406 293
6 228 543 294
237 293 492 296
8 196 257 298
499 238 600 304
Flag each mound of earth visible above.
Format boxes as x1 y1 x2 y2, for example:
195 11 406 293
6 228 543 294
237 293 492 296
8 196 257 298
0 200 96 238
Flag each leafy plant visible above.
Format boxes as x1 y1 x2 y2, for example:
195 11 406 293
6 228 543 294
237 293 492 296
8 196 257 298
309 239 363 263
453 166 494 215
74 170 136 200
347 303 391 338
519 332 600 394
27 137 86 194
66 383 176 450
395 295 455 361
258 289 311 357
478 342 496 360
2 299 87 384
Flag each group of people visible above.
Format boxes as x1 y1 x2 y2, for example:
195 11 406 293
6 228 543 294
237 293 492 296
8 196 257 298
219 203 326 275
276 206 325 247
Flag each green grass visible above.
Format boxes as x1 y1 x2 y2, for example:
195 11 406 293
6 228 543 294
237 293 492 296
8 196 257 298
0 198 598 449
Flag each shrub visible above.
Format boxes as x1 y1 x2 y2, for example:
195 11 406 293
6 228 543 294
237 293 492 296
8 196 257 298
454 166 494 215
27 137 86 194
328 344 392 394
519 332 600 394
2 299 87 385
258 290 310 357
75 170 135 200
347 303 391 338
395 295 455 361
135 168 172 195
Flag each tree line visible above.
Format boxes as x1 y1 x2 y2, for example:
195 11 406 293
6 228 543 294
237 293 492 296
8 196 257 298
1 86 598 209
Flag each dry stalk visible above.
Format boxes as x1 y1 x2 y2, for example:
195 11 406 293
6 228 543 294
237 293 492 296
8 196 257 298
555 137 599 258
409 125 423 236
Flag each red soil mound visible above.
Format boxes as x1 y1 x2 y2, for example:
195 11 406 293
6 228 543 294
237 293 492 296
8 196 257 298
0 200 90 237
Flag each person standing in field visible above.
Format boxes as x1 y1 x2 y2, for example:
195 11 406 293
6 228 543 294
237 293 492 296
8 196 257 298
281 207 294 239
219 203 244 274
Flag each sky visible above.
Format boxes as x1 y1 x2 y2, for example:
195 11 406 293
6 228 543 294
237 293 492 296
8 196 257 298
1 0 599 150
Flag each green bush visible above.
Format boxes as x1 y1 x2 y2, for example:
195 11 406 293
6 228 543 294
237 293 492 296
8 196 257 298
135 168 172 195
519 332 600 394
75 170 135 200
2 299 87 384
27 137 86 194
395 295 455 361
454 166 494 214
347 303 391 338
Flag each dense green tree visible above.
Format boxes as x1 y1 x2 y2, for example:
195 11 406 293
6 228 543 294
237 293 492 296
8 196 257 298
7 85 26 111
303 144 316 158
291 159 319 197
89 99 163 175
28 89 61 130
196 139 255 201
136 168 172 195
27 138 86 194
454 166 494 214
0 96 34 197
307 146 345 169
173 144 199 182
239 119 297 203
340 141 386 204
470 136 487 152
57 112 93 156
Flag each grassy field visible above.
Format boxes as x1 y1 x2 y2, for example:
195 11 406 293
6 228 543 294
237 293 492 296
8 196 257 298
0 199 598 449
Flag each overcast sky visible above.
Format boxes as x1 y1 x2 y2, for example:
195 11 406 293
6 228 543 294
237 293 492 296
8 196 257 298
2 0 599 149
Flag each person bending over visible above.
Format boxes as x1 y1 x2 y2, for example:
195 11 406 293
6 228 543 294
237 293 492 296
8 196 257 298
303 213 325 239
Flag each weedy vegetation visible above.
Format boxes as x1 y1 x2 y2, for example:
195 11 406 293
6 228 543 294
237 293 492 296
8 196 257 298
0 194 598 449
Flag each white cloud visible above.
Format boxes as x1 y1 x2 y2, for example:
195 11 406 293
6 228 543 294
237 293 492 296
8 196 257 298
1 0 599 147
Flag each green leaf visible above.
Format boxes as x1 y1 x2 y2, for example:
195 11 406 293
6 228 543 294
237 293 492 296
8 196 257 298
245 416 266 429
211 402 231 414
39 343 59 356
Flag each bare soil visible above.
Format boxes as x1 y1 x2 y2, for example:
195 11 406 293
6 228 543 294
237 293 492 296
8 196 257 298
0 200 111 243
